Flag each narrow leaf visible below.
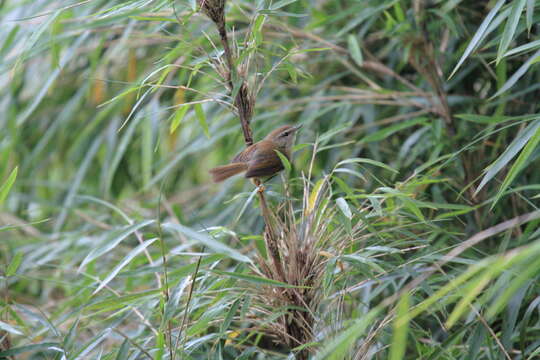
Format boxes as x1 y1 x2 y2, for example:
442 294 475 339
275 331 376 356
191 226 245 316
336 157 398 174
212 270 299 288
0 166 17 206
347 34 363 66
79 220 155 271
170 104 190 134
491 48 540 98
0 320 23 335
389 292 410 360
497 0 526 64
449 0 506 78
526 0 534 33
493 123 540 207
307 178 325 215
361 118 426 143
93 238 158 295
164 223 251 263
336 197 352 219
476 118 540 194
194 103 209 138
274 150 291 174
6 252 23 276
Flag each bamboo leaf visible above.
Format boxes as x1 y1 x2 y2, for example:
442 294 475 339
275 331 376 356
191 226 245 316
307 178 326 215
336 197 352 219
93 238 158 295
164 223 251 263
347 34 363 66
0 320 23 335
79 220 155 271
170 104 190 134
336 158 398 174
491 48 540 98
526 0 534 33
476 118 540 194
361 118 426 143
274 150 291 174
497 0 526 64
492 123 540 207
0 166 17 206
6 251 23 276
389 292 410 360
212 270 299 288
449 0 506 78
195 103 210 138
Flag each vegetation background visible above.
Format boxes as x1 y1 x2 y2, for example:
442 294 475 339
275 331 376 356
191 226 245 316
2 0 540 358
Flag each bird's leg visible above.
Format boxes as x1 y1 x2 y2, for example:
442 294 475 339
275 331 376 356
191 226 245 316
251 178 265 193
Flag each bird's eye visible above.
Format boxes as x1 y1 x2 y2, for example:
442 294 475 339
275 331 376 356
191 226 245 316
281 131 289 137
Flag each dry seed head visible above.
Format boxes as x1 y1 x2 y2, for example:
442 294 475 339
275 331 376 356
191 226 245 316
197 0 226 26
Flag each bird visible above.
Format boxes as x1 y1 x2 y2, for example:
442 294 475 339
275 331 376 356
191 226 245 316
209 124 302 183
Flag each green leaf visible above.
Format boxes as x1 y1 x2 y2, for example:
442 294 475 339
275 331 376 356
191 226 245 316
195 103 210 138
445 273 491 329
361 118 427 143
0 320 23 335
253 14 266 46
72 328 112 360
347 34 363 66
314 307 382 360
170 104 190 134
0 342 60 358
389 292 410 360
0 166 17 206
115 340 130 360
401 198 425 221
274 150 291 174
487 255 540 318
0 25 20 57
335 158 398 174
456 114 511 124
212 270 300 288
6 251 23 276
270 0 298 10
526 0 534 33
79 220 155 271
497 0 526 64
449 0 506 78
93 238 158 295
476 118 540 195
491 48 540 98
504 39 540 58
86 290 161 312
492 123 540 207
164 223 251 263
336 197 352 219
408 261 489 320
220 298 242 334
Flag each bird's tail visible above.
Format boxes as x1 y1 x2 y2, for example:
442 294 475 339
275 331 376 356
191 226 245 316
209 162 248 182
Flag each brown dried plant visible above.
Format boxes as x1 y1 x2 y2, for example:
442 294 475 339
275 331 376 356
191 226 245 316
251 176 344 359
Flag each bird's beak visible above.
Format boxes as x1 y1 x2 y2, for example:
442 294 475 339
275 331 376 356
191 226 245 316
293 124 303 132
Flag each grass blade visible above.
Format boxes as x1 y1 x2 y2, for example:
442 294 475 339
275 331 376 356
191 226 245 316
497 0 526 64
449 0 506 78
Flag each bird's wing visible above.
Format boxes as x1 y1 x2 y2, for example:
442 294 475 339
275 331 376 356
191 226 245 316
231 143 258 163
245 146 284 178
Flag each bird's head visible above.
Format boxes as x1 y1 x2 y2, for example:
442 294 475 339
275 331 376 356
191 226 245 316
265 124 302 150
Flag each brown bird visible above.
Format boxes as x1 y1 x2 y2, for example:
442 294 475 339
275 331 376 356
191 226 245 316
209 124 302 183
